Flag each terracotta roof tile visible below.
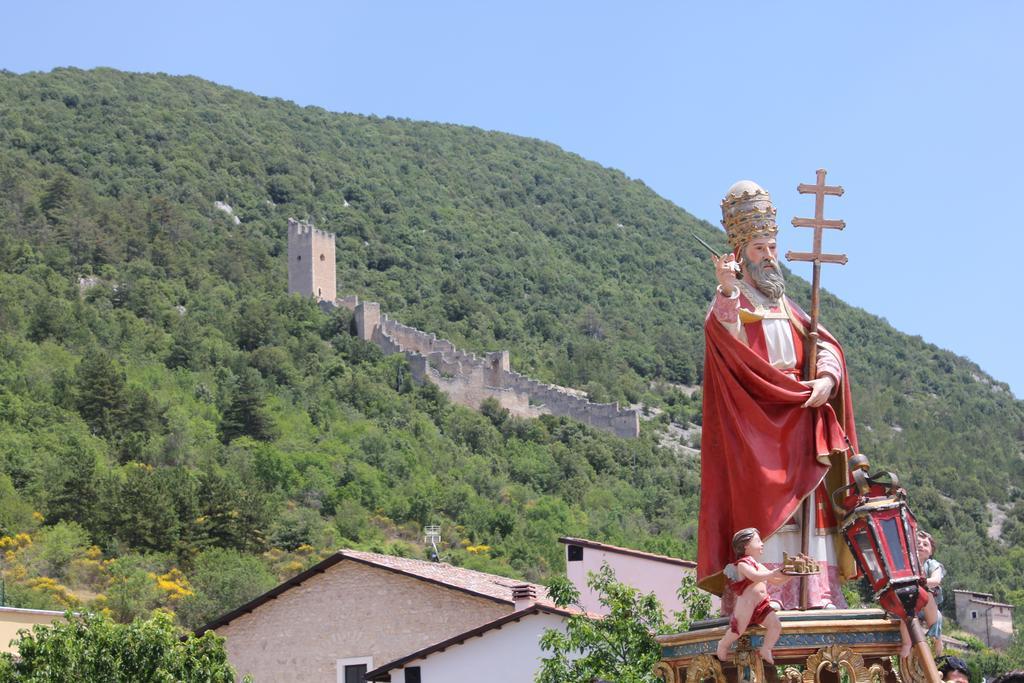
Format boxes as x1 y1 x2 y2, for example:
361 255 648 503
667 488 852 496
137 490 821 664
340 549 548 603
196 548 554 635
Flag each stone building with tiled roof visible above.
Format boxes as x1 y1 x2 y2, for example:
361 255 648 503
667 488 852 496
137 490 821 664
952 589 1015 649
197 549 549 682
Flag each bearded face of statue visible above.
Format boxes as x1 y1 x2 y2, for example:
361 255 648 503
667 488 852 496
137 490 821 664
741 237 786 300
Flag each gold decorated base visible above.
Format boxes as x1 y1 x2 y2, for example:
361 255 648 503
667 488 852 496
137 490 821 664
655 609 932 683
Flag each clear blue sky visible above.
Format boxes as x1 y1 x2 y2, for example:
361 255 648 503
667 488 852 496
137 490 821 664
3 2 1022 398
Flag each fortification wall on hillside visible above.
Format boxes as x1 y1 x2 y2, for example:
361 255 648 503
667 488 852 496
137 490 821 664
285 214 637 437
337 295 360 312
344 296 640 439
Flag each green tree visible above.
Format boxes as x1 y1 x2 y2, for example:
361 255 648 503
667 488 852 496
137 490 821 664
218 369 278 443
40 173 74 224
195 470 272 553
73 348 127 440
166 316 202 370
670 574 713 631
536 564 666 683
177 548 277 630
0 472 36 537
108 463 181 552
71 349 163 461
105 555 163 623
45 437 101 530
0 611 244 682
21 521 91 580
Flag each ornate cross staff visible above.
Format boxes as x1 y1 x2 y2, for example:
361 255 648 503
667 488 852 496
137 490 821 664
785 168 847 383
785 168 848 610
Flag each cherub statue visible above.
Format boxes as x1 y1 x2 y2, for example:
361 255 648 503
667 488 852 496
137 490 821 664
897 529 944 657
716 528 793 664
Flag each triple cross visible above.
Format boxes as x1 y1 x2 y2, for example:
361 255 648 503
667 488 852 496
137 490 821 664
784 168 848 612
784 168 848 382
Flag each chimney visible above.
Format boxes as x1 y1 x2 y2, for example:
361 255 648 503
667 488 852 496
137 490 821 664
512 584 537 611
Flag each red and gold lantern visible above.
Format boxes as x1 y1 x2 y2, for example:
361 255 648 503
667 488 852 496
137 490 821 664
834 460 939 682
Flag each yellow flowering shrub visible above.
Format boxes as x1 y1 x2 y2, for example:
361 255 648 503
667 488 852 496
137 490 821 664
67 546 107 590
0 532 32 550
23 576 79 609
153 568 194 601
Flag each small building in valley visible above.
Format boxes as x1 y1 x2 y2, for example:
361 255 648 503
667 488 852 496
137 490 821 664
952 589 1015 649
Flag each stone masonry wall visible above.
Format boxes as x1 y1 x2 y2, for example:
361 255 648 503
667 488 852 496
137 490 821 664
287 218 336 303
348 297 640 438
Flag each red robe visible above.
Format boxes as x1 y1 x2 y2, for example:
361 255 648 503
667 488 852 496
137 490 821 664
697 296 858 596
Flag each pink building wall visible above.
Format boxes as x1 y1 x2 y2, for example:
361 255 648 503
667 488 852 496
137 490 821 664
561 538 719 618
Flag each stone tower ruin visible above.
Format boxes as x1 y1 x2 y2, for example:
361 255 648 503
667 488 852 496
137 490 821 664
287 218 336 302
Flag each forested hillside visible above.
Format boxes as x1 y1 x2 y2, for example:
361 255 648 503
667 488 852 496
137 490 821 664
0 68 1021 628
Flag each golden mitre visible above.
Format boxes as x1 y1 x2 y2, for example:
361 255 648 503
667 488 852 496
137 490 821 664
720 180 778 250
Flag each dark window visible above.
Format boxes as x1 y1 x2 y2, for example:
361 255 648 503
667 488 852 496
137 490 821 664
320 253 326 261
879 518 906 571
406 667 422 683
971 611 978 620
568 545 583 562
345 664 367 683
297 255 302 261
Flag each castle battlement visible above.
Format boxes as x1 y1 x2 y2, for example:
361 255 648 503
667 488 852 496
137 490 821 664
287 217 336 241
287 218 336 303
348 297 640 439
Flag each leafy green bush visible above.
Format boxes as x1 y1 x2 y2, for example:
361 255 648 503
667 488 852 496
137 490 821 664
0 611 243 682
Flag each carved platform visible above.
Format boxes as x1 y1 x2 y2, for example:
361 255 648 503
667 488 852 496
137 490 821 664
655 609 928 683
